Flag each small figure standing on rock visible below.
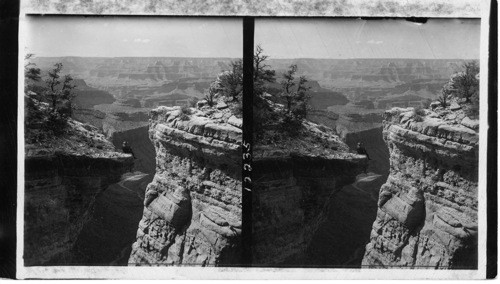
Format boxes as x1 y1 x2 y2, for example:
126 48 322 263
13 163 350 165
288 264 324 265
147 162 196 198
122 141 137 159
357 142 371 160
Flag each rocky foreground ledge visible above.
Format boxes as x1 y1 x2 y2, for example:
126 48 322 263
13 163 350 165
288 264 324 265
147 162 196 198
253 120 368 265
128 105 242 266
24 119 134 265
362 107 479 269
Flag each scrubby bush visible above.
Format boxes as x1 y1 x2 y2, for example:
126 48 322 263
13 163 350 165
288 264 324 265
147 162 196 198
205 82 218 107
279 64 311 131
204 60 243 116
252 46 311 140
47 111 69 135
414 106 426 116
280 112 303 137
24 56 77 140
290 75 310 120
412 113 424 122
439 60 480 118
253 46 278 140
179 105 192 121
280 64 298 113
437 89 449 108
411 106 425 122
45 63 76 115
449 61 479 103
253 94 277 141
24 54 41 83
458 62 480 119
253 45 276 89
219 60 243 102
25 55 43 130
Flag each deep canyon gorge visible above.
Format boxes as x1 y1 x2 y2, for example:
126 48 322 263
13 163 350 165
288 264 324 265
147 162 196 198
24 57 479 270
24 103 479 268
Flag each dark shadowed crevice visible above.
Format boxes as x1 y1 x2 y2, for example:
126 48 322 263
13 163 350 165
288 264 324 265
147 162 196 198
65 125 156 265
305 126 390 267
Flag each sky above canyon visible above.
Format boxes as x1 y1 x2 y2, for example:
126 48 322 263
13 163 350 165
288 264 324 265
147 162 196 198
25 17 480 59
255 18 480 59
25 17 243 58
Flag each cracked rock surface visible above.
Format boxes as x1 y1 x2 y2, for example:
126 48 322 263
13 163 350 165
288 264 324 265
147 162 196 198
128 106 242 266
362 107 478 269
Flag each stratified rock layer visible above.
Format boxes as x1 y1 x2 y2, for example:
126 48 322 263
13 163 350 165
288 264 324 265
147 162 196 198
128 106 242 266
24 121 134 266
362 107 479 269
253 121 368 265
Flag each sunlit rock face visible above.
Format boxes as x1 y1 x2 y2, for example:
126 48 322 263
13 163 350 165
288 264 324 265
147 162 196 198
362 107 479 269
24 120 134 266
128 106 242 266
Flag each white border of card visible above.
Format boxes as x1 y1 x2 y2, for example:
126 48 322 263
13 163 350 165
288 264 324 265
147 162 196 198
17 0 490 279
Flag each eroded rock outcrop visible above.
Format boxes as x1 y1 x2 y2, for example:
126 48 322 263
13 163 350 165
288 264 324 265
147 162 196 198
362 107 478 269
24 120 134 266
253 121 368 265
128 106 242 266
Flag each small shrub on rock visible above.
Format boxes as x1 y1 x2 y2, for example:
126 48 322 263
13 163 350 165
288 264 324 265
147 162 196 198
415 106 426 116
179 105 192 121
449 61 479 104
47 111 69 135
437 90 449 108
412 106 425 122
24 57 77 141
413 115 424 122
437 60 480 119
280 113 302 137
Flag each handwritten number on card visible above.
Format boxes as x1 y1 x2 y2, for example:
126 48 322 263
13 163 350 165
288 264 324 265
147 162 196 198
242 139 252 192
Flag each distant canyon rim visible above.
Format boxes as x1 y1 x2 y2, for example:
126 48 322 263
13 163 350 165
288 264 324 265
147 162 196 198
25 56 477 268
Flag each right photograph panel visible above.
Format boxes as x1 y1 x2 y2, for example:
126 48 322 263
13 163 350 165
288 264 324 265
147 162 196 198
252 18 480 268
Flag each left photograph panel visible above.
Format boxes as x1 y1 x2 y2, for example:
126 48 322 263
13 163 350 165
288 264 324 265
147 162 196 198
22 16 243 266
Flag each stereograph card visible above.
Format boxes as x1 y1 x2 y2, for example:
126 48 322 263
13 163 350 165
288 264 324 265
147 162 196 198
10 0 494 280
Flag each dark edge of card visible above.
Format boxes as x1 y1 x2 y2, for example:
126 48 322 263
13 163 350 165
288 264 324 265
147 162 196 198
0 0 20 280
487 0 498 279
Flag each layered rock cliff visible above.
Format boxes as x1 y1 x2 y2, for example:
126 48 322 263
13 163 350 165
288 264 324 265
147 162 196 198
128 105 242 266
24 120 134 266
253 121 368 265
362 107 479 269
